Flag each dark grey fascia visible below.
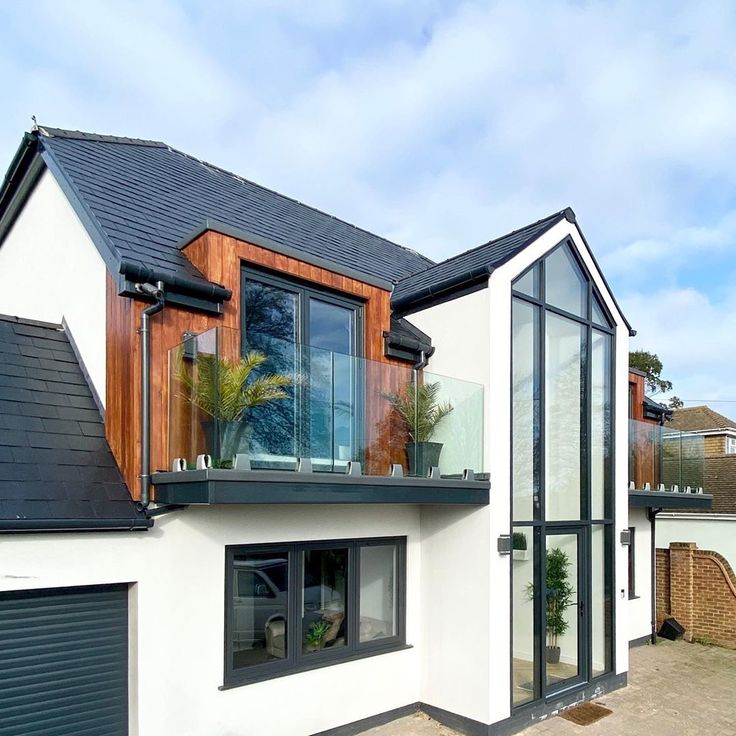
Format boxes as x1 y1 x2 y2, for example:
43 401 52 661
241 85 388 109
152 469 490 506
0 137 45 247
0 517 153 533
392 270 492 316
628 490 713 510
117 274 226 316
176 219 395 292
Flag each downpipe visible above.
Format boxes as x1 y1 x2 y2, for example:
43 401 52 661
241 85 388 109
647 507 661 645
135 281 165 511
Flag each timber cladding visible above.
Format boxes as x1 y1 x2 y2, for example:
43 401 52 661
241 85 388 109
106 229 405 497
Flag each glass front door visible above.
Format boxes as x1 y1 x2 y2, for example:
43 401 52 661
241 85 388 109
543 528 586 696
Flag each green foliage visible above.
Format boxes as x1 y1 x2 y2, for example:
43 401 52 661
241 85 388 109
385 381 453 442
175 350 291 423
305 619 331 648
512 532 528 551
629 350 673 395
544 547 575 646
668 396 684 409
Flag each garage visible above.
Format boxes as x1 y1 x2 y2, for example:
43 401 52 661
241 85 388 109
0 584 129 736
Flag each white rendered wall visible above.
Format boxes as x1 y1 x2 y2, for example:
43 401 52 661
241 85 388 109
657 513 736 571
0 169 107 403
629 507 652 642
0 505 422 736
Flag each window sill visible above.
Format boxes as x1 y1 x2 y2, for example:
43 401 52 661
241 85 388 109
628 594 640 600
220 642 413 690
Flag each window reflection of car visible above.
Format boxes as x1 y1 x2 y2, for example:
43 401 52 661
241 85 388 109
232 559 343 654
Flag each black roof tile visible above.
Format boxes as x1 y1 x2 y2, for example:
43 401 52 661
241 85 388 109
0 314 147 528
32 127 433 292
392 210 570 308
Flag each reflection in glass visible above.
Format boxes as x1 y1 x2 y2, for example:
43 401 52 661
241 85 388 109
591 331 612 519
302 548 348 655
512 300 539 521
359 545 397 643
513 264 540 299
592 295 610 328
512 527 536 706
545 315 584 521
231 551 289 669
545 534 579 688
545 245 587 317
591 525 611 677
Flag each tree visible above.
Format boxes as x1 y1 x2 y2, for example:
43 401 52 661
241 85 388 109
668 396 684 409
629 350 673 395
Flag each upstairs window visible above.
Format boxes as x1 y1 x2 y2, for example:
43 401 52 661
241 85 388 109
726 437 736 455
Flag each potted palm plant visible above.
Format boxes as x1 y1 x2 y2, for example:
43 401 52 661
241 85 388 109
544 547 575 664
385 381 453 476
175 350 291 467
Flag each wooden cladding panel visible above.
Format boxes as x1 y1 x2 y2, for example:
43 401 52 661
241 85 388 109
106 230 405 498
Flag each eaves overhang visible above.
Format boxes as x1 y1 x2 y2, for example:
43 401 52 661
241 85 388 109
152 469 490 506
0 517 153 533
629 490 713 510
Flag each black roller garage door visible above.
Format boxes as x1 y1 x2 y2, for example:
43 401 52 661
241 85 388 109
0 584 129 736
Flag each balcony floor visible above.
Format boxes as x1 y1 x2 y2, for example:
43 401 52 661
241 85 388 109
151 468 490 505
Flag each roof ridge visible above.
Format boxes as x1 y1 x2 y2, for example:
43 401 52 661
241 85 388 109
396 207 572 284
0 313 63 330
37 125 166 149
164 145 435 273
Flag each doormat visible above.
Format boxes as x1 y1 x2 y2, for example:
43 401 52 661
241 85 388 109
559 702 612 726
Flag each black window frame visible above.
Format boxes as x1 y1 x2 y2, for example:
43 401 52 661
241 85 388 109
223 536 407 688
627 526 637 599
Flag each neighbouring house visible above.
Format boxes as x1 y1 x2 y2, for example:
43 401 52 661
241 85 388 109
656 406 736 572
626 374 713 646
0 124 692 735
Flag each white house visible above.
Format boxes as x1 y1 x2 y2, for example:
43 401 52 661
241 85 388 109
0 125 705 736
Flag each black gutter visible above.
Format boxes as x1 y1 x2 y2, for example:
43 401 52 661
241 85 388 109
392 267 493 313
119 259 231 303
0 518 153 533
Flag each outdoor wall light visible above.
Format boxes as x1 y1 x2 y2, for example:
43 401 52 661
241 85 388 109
620 529 632 546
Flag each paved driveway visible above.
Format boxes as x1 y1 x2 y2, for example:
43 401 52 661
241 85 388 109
363 640 736 736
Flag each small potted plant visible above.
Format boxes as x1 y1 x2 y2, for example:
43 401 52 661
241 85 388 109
385 381 453 476
512 531 529 561
175 349 291 467
304 619 332 652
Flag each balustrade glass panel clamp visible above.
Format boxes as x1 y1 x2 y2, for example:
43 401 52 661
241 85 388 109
643 482 651 491
497 535 512 555
657 484 665 492
233 454 251 471
196 454 212 470
172 458 187 472
620 529 632 546
297 458 313 474
389 464 404 478
463 469 475 481
428 466 441 480
628 481 635 491
666 485 676 493
696 487 704 494
345 461 362 476
684 486 692 494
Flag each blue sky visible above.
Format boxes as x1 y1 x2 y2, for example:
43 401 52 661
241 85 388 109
2 0 736 413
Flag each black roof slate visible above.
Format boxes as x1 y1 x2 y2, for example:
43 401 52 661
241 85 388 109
35 127 433 292
392 209 571 308
0 315 149 530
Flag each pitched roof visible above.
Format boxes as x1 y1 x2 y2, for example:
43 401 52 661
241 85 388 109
0 315 150 531
23 126 432 295
391 208 572 309
668 406 736 433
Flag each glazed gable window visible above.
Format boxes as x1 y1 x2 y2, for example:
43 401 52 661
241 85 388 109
224 538 406 687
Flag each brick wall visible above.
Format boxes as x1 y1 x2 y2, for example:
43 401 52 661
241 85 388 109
656 542 736 648
704 435 726 458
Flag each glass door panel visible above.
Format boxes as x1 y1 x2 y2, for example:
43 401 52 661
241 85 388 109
512 526 538 706
544 530 584 694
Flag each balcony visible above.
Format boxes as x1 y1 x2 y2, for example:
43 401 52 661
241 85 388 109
152 327 489 505
628 419 712 510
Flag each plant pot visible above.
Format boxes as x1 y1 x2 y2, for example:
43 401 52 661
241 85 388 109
405 442 443 477
546 646 561 664
202 420 252 467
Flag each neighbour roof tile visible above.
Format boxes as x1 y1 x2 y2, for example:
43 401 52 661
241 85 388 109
668 406 736 432
0 314 147 527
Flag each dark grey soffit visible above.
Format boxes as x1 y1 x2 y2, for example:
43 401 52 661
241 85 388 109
629 490 713 510
152 469 489 506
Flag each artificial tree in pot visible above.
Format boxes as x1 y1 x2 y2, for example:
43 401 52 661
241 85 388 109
385 381 453 476
175 350 291 467
543 547 575 664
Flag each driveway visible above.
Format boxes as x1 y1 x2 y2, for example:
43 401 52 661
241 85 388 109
362 640 736 736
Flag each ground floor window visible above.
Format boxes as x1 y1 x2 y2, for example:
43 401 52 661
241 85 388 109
225 537 406 686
